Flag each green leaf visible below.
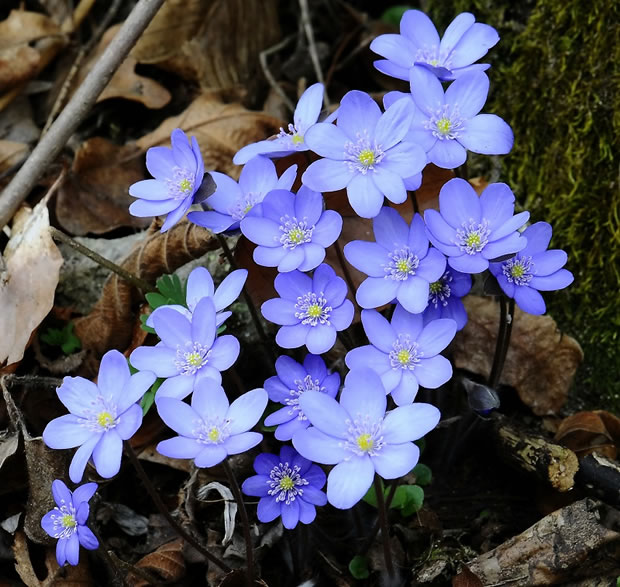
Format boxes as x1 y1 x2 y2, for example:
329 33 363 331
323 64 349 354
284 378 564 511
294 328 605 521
415 437 426 455
145 292 169 310
140 378 163 416
380 5 413 26
40 322 81 355
413 463 432 486
400 485 424 517
140 313 156 334
155 274 186 306
362 479 382 507
348 555 370 580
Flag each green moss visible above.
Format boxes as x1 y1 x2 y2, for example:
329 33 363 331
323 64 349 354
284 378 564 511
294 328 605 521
426 0 620 406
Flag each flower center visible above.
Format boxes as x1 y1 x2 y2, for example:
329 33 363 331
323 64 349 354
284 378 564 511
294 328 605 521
285 374 325 421
295 292 332 326
342 415 384 457
50 504 78 539
384 246 420 280
344 131 384 174
455 218 490 254
229 191 264 221
97 411 115 429
502 256 534 286
81 396 118 432
175 342 211 376
279 216 314 249
194 418 231 445
429 271 452 307
268 462 309 504
278 123 307 150
389 334 422 370
166 167 195 200
414 46 451 70
424 104 465 140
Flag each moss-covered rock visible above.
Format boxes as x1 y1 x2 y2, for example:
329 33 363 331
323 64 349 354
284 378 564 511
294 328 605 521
425 0 620 406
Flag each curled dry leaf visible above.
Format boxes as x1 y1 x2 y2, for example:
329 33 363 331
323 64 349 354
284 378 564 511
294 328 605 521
128 539 185 587
73 219 219 362
453 296 584 415
555 410 620 459
131 0 280 90
0 200 63 367
55 137 151 235
70 24 171 109
0 139 28 179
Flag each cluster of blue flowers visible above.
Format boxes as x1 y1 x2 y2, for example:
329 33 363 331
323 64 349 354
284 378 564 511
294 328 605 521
40 9 574 567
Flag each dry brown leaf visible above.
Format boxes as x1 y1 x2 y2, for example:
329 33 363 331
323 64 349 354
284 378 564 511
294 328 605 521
0 139 28 177
452 566 484 587
131 0 280 90
0 200 63 367
55 137 151 235
452 296 584 415
128 539 185 587
73 219 219 365
70 24 170 109
0 10 62 93
555 410 620 459
136 90 284 178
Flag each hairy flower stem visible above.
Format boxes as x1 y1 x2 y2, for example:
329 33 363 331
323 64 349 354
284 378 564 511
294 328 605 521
222 459 254 587
373 475 394 578
49 227 155 293
216 234 276 368
123 442 232 573
360 482 398 555
488 296 515 389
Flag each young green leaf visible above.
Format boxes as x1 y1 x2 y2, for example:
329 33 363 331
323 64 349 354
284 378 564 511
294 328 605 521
349 555 370 579
40 322 82 355
413 463 432 486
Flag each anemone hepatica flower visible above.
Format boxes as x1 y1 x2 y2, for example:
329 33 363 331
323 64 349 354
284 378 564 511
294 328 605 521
242 446 327 529
41 480 99 566
188 156 297 233
490 222 573 315
234 83 325 164
261 264 354 354
346 305 456 405
407 66 513 169
240 187 342 272
263 354 340 440
293 368 440 509
131 298 239 400
422 267 471 330
302 91 426 218
129 128 210 232
371 11 499 82
156 380 267 467
344 207 446 313
43 351 155 483
147 266 247 329
425 178 529 274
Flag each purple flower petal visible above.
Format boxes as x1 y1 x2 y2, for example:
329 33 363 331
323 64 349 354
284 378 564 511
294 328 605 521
281 498 300 529
56 377 100 417
445 71 488 118
448 253 489 273
155 373 196 400
114 403 143 440
261 298 299 325
310 211 342 247
195 445 228 468
157 436 202 459
146 146 176 179
408 213 431 258
257 496 280 522
327 456 375 509
292 427 349 464
129 179 169 200
274 271 313 300
69 436 99 483
375 97 414 148
302 158 351 192
396 276 430 314
356 277 399 309
417 319 456 356
381 141 426 177
341 369 387 422
224 431 262 454
373 59 410 82
77 525 99 550
415 355 453 388
298 391 348 437
207 335 240 371
191 297 216 346
72 483 97 506
482 231 527 260
44 415 94 449
97 350 130 402
157 397 199 436
479 182 515 228
521 222 552 255
450 23 499 69
371 442 419 478
129 198 178 218
439 12 475 53
117 371 156 414
152 308 192 348
514 286 546 315
415 248 447 282
92 430 122 478
304 122 349 159
370 34 415 68
298 499 317 524
459 114 513 155
276 324 310 349
531 250 568 276
401 10 440 47
329 301 354 331
361 310 395 353
160 198 192 232
242 475 270 497
227 388 268 434
64 533 80 566
372 168 407 205
343 241 388 277
374 206 410 249
410 66 444 116
390 369 419 405
238 156 279 196
428 139 467 169
347 173 384 218
305 324 337 354
338 91 382 140
529 269 573 291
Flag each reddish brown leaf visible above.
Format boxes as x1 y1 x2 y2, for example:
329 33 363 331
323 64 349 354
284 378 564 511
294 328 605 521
555 410 620 458
128 539 185 587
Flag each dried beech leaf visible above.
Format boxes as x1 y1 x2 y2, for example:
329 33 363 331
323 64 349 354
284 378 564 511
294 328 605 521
70 25 170 109
0 139 28 177
555 411 620 459
0 200 63 366
55 138 150 235
73 219 219 361
135 90 284 178
452 296 584 415
128 539 185 587
452 565 484 587
131 0 280 90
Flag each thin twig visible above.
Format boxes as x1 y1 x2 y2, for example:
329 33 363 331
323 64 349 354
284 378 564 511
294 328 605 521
123 441 232 573
50 226 155 293
259 35 297 113
373 475 394 578
89 526 128 587
298 0 329 107
360 482 397 554
0 0 167 229
488 296 508 389
1 374 63 388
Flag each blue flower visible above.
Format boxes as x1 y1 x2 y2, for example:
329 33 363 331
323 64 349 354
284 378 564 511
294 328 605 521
292 368 440 509
406 66 513 169
188 156 297 233
156 381 267 468
346 305 456 405
371 11 499 82
424 178 529 274
131 297 240 400
146 266 247 329
242 446 327 529
302 91 426 218
344 207 446 313
129 128 206 232
43 351 155 483
240 187 342 272
41 480 99 567
234 83 326 164
263 354 340 440
489 222 574 315
261 263 354 354
423 268 472 330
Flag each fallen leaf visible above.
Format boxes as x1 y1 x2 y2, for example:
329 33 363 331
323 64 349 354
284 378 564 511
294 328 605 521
0 200 63 367
452 565 484 587
555 410 620 459
128 539 185 587
55 137 150 235
196 482 237 545
452 296 584 415
0 139 28 178
131 0 280 90
70 24 171 109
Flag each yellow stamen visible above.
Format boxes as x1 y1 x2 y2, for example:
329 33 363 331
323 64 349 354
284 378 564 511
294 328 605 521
358 149 375 166
436 117 452 135
357 433 374 452
97 411 114 428
279 476 294 490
